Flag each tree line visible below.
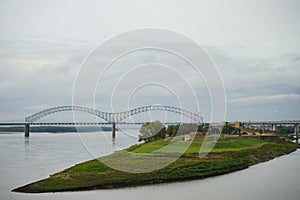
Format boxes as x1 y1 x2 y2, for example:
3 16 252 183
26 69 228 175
139 121 241 142
0 126 113 132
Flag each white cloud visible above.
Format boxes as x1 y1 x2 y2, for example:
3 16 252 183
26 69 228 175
228 94 300 105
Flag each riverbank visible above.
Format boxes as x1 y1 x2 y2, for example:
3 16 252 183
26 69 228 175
0 131 21 134
13 136 298 193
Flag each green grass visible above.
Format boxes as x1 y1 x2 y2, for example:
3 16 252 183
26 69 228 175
127 136 267 154
13 136 298 193
211 137 267 153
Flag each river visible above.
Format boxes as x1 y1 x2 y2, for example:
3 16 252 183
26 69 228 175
0 131 299 200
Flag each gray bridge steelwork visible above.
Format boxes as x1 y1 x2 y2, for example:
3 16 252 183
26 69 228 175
238 120 300 141
25 105 203 124
1 106 299 142
241 120 300 125
22 105 203 140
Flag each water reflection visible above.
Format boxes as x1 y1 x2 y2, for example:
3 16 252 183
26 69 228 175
24 137 30 148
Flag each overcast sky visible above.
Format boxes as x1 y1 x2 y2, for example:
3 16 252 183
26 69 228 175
0 0 299 122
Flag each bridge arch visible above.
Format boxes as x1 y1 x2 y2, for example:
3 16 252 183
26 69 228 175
25 106 107 123
25 105 203 124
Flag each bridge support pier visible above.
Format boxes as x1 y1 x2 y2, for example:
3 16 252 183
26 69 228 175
271 124 276 132
261 122 265 134
112 122 116 144
24 124 30 137
295 123 299 143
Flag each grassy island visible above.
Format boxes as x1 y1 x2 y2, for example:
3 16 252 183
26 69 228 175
13 135 298 193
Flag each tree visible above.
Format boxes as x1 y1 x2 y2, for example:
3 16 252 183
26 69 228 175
197 123 209 134
222 124 238 135
139 120 166 142
166 124 180 137
276 125 293 134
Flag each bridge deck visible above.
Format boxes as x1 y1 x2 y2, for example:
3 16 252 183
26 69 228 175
0 122 184 126
241 120 300 125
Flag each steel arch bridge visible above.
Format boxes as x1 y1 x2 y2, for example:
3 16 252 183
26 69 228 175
25 105 203 124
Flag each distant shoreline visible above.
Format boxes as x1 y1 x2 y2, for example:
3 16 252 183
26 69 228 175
0 131 113 134
0 132 20 134
0 126 114 133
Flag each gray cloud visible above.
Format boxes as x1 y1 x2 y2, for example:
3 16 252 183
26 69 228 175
0 0 299 122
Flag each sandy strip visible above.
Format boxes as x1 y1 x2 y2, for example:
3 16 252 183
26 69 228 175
0 132 22 134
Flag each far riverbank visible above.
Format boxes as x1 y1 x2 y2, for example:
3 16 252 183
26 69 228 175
0 132 20 134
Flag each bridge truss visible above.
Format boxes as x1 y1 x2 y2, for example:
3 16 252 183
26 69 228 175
25 105 203 124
